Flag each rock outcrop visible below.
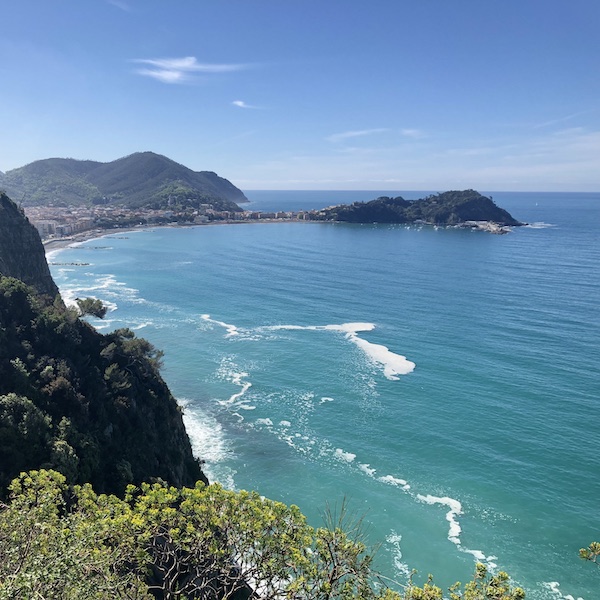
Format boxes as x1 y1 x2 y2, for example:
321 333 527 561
0 191 207 495
0 192 59 298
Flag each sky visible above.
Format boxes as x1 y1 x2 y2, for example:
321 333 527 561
1 0 599 191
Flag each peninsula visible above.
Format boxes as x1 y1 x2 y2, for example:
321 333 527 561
313 189 524 232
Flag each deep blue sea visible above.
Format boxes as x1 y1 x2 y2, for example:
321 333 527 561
48 191 600 600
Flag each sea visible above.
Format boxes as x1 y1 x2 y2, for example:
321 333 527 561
47 191 600 600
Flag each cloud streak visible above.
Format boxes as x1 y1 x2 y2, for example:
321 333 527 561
401 128 425 139
533 110 595 130
232 100 260 109
132 56 248 84
326 128 389 143
107 0 131 11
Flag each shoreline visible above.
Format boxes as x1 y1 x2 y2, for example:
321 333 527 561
43 217 518 256
42 219 319 254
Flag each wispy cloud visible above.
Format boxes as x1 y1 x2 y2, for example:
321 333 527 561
107 0 131 11
232 100 260 109
533 110 595 130
132 56 248 84
401 128 425 139
326 128 389 143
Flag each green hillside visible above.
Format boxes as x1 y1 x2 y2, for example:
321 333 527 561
0 151 247 211
319 190 523 226
0 276 207 496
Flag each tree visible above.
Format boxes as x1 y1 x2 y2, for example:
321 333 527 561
0 470 527 600
76 297 108 318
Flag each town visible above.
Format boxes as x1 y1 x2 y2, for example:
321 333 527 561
24 202 326 240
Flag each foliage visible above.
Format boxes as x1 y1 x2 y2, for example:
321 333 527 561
76 297 108 318
0 275 205 496
0 470 526 600
579 541 600 566
447 563 525 599
317 191 522 226
1 152 246 210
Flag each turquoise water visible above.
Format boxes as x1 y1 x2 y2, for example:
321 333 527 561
48 192 600 599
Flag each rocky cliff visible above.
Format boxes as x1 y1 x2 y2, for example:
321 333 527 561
0 192 59 298
0 192 207 495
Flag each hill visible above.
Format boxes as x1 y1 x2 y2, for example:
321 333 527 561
318 190 523 227
0 192 206 495
0 151 247 211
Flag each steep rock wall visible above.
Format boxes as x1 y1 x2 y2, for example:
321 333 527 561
0 192 59 298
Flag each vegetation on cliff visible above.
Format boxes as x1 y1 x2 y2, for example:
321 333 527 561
0 469 528 599
0 192 592 598
317 190 523 226
0 151 247 211
0 276 206 495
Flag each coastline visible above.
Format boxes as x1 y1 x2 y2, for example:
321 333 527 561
43 217 517 257
43 229 122 252
42 219 317 254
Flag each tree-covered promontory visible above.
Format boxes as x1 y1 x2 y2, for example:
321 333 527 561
0 276 207 495
0 191 206 494
316 190 523 227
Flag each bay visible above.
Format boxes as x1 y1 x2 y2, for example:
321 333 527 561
49 191 600 599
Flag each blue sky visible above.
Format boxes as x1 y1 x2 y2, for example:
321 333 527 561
1 0 599 191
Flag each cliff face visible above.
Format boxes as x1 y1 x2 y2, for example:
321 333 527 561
0 192 207 495
0 192 59 298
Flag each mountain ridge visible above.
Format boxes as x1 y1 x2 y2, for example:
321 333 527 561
0 151 247 211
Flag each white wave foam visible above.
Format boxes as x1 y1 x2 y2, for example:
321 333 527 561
334 448 356 463
179 399 235 488
417 494 463 545
130 321 153 330
267 322 415 380
200 316 415 379
215 358 254 413
378 474 410 491
359 463 376 476
218 378 252 407
279 420 291 427
349 332 415 380
386 532 411 580
255 418 273 426
201 314 240 337
526 222 556 229
417 494 499 569
57 273 141 312
544 581 584 600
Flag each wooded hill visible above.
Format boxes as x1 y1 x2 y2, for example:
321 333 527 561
0 191 206 495
0 151 247 211
317 190 523 226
